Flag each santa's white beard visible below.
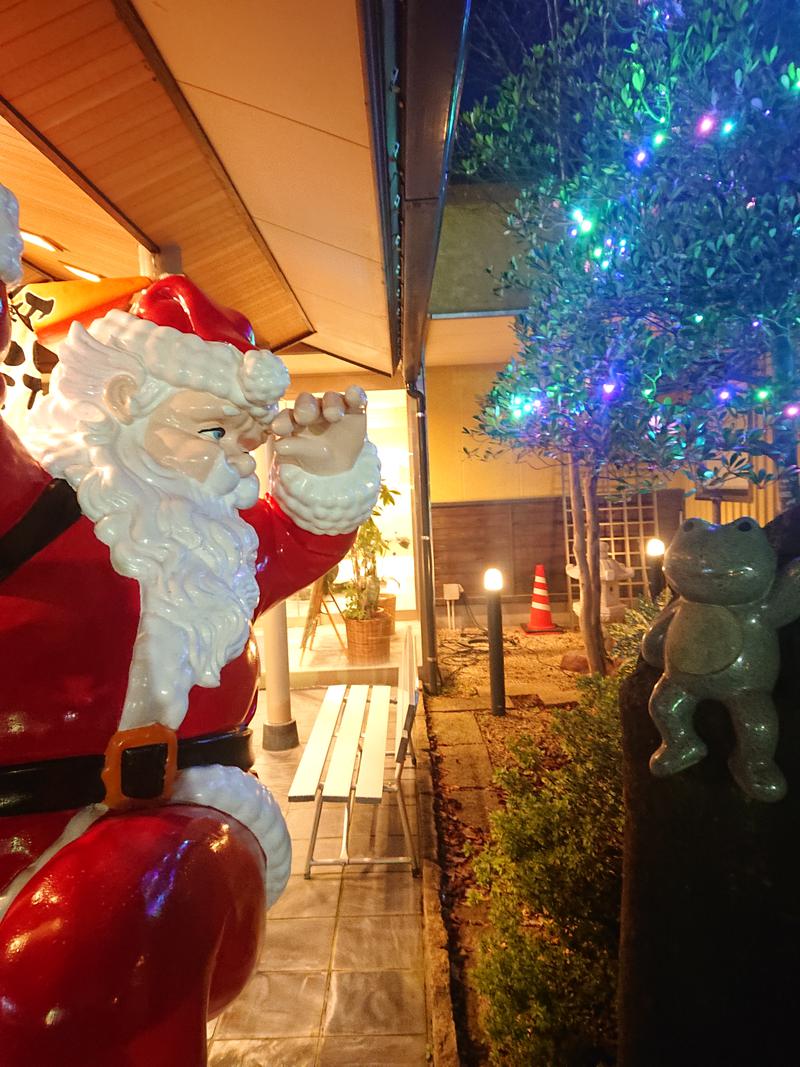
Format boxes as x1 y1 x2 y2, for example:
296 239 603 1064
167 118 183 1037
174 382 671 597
63 428 261 729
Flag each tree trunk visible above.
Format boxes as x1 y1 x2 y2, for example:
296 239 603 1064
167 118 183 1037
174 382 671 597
773 334 800 511
568 456 608 675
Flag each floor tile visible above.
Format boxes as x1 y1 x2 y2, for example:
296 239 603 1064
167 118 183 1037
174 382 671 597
259 916 336 971
286 802 349 839
323 970 427 1035
268 875 342 919
208 1037 319 1066
290 835 344 876
333 914 423 972
317 1034 428 1066
216 972 327 1039
339 870 422 917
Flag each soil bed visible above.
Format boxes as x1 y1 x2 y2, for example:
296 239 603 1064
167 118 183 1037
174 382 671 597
428 627 585 1065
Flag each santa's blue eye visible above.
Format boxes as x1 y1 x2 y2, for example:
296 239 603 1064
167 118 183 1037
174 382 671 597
199 427 226 441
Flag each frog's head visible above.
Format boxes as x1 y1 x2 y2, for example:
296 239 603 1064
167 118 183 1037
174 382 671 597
664 516 776 605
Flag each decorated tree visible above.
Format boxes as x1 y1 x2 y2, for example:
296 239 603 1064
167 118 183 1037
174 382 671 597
460 0 800 673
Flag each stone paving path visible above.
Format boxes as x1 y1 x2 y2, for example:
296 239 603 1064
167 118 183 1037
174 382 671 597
207 689 429 1067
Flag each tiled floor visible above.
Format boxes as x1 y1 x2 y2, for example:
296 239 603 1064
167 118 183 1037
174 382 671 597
207 688 428 1067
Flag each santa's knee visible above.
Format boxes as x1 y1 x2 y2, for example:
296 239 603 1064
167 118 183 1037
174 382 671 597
0 804 266 1064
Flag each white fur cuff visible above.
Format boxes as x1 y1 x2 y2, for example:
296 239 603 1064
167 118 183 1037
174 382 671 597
271 440 382 536
171 765 291 908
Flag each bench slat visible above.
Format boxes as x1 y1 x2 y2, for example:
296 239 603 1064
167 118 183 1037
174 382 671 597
323 685 369 802
287 684 345 802
355 686 391 804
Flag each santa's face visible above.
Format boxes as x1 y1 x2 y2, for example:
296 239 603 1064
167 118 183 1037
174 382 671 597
143 388 268 489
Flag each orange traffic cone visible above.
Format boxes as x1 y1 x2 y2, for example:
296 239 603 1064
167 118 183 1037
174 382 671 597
521 564 561 633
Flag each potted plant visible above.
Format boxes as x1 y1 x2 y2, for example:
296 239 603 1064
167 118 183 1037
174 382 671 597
341 484 404 663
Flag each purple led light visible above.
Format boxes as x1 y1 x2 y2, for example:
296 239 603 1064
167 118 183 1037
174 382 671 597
569 227 579 237
697 114 715 135
635 149 648 165
752 319 761 328
532 398 543 409
718 389 731 401
602 382 617 396
786 404 800 417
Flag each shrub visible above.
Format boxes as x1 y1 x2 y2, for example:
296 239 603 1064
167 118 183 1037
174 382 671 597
471 675 624 1066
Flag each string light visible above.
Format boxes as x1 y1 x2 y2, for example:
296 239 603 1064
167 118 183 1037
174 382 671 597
602 382 617 395
693 313 704 323
697 114 716 135
580 218 593 233
718 388 731 401
635 148 648 165
755 388 770 401
785 404 800 417
721 119 735 135
653 131 666 146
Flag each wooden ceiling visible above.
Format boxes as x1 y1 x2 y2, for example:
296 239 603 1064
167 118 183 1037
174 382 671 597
0 0 312 351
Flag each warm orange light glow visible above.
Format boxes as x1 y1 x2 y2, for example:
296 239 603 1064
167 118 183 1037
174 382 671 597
63 264 102 283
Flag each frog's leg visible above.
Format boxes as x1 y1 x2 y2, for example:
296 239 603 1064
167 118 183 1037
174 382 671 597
648 677 707 777
726 690 787 803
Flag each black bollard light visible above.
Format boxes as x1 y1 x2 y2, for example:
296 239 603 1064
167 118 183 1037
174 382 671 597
484 567 506 717
645 537 666 599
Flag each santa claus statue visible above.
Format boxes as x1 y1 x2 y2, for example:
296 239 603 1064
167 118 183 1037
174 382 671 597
0 184 380 1064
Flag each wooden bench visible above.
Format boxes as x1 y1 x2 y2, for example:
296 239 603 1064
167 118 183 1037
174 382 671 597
288 629 420 878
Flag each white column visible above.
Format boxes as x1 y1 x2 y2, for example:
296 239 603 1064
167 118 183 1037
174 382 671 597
258 435 299 750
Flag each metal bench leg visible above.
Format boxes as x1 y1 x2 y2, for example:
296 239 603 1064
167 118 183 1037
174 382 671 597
304 789 324 879
395 784 419 877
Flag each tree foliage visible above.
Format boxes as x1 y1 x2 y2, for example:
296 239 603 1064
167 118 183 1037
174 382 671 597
462 0 800 495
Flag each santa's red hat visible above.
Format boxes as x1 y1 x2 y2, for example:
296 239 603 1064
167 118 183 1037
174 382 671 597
134 275 257 353
77 274 290 422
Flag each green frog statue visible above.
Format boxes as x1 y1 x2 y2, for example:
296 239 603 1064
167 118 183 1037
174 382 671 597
642 516 800 802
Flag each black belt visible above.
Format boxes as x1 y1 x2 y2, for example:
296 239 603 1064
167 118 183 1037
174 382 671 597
0 727 254 817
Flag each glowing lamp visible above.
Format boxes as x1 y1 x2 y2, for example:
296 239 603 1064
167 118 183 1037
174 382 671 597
635 149 648 165
602 381 616 396
580 218 593 234
755 388 770 401
721 120 735 135
483 568 504 592
653 132 666 147
646 538 666 558
785 404 800 418
697 114 715 135
718 389 731 401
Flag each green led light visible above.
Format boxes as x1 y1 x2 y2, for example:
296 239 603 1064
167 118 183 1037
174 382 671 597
580 218 593 234
653 131 666 146
721 120 735 134
592 246 603 258
756 388 770 401
642 387 654 397
571 208 585 222
693 313 704 323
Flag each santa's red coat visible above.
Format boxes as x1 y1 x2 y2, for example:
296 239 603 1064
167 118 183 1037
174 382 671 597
0 416 352 892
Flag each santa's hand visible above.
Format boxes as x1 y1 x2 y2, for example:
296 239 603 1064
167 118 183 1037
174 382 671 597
268 385 381 536
271 386 367 476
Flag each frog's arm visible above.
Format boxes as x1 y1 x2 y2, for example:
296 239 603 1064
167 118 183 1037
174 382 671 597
641 599 678 669
766 558 800 628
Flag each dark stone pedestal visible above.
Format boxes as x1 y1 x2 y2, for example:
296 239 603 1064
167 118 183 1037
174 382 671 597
262 719 299 752
619 531 800 1066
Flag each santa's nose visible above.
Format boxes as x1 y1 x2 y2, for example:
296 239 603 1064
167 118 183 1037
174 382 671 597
228 451 256 478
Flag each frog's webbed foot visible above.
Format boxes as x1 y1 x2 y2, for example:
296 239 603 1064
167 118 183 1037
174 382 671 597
650 738 708 777
728 757 787 803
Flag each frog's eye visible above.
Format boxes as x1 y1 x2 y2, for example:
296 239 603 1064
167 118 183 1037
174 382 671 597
199 427 226 441
683 520 695 532
737 520 754 532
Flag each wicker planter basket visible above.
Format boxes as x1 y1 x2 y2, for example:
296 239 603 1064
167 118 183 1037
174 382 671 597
344 610 392 664
376 592 397 634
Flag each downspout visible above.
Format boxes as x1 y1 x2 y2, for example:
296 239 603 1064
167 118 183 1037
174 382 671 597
406 373 441 694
